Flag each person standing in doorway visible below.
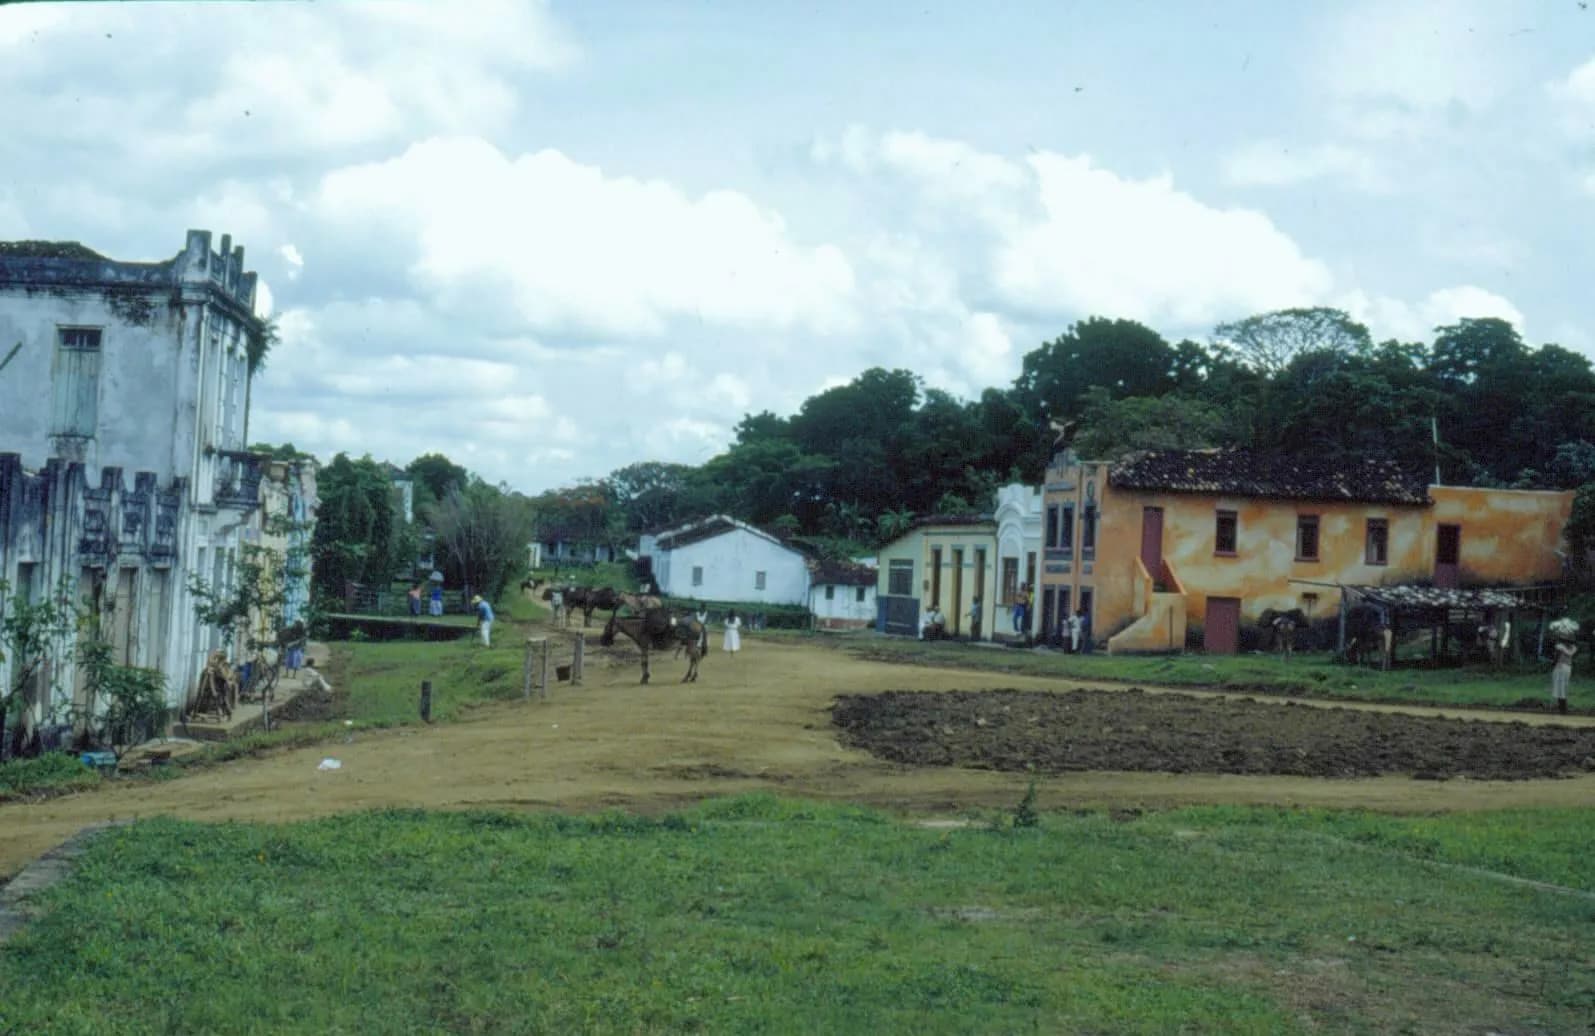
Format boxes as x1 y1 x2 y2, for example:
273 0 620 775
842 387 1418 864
1012 583 1030 636
723 609 742 656
1067 610 1082 653
1551 635 1577 714
473 595 494 647
968 596 982 640
429 582 444 617
1078 608 1093 654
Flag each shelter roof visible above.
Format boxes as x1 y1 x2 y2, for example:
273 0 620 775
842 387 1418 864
1109 448 1430 506
1343 584 1533 610
808 559 877 586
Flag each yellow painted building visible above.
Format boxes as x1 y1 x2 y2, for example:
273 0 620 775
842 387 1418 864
1038 449 1573 654
874 516 999 639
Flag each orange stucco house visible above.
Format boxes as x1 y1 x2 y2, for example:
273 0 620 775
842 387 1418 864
1038 448 1573 654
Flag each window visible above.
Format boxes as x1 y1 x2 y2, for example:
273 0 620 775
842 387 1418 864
1081 505 1096 557
1365 518 1389 565
1436 524 1461 565
1045 506 1059 549
1060 504 1075 552
692 565 703 587
1214 510 1237 555
825 584 835 601
1025 552 1036 592
50 327 103 437
1296 515 1320 562
755 570 766 590
887 559 914 596
855 586 866 603
1000 557 1019 604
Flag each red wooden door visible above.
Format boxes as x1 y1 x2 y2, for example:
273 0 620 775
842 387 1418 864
1434 524 1460 589
1140 507 1164 581
1205 596 1240 654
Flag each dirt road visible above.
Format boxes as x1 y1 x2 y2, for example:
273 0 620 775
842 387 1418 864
4 634 1593 878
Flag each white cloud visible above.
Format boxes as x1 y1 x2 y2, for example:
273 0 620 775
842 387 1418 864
279 243 304 281
1222 140 1388 192
1316 0 1506 113
1343 285 1526 343
995 153 1334 329
315 137 858 339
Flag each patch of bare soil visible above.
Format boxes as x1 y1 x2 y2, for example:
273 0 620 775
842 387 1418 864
832 688 1595 780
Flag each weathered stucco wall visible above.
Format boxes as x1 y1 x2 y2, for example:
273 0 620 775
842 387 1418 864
875 523 999 638
1042 456 1572 650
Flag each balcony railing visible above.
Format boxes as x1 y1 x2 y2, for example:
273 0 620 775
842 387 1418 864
214 449 266 510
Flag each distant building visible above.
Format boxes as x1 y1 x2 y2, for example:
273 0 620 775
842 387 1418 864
1040 447 1574 654
873 515 999 639
807 558 877 630
993 482 1043 640
0 230 272 735
638 515 809 605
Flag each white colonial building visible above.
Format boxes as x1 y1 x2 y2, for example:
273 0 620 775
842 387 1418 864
993 482 1044 639
0 230 274 742
638 515 810 605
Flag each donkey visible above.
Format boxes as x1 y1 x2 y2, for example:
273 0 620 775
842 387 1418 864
1257 608 1308 661
601 609 705 684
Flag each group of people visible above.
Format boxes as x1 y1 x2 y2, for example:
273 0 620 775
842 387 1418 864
406 582 444 617
692 604 743 655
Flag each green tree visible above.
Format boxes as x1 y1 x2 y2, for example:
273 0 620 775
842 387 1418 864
1212 307 1372 375
426 481 531 600
406 453 469 507
310 454 406 598
1014 317 1177 420
1072 387 1235 459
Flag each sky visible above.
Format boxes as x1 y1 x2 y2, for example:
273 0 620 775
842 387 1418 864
2 0 1593 494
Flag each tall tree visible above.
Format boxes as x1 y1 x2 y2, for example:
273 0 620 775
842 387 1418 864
425 481 531 600
1014 317 1176 419
1211 307 1372 375
310 454 407 597
406 453 469 506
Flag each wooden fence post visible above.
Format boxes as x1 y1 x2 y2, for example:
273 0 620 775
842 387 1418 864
523 639 541 701
539 639 551 700
420 680 432 723
572 632 584 687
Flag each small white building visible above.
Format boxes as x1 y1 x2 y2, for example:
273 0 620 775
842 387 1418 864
639 515 810 605
993 482 1043 639
806 559 877 630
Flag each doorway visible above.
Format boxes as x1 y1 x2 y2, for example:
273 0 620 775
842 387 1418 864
950 548 964 636
1205 596 1240 654
1140 507 1164 583
1434 524 1460 589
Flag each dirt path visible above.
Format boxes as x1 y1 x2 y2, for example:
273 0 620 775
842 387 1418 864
4 634 1594 878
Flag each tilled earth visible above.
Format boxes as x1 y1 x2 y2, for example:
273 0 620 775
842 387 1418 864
832 688 1595 780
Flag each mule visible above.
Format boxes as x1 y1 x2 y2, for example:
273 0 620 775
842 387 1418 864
1257 608 1308 661
601 609 705 684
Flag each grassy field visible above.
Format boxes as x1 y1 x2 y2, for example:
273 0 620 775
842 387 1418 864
0 797 1590 1034
821 633 1587 711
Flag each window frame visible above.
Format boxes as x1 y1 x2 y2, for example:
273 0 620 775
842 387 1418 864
1214 509 1238 556
691 565 704 587
1000 557 1019 605
754 570 766 591
1295 514 1321 563
887 559 914 597
1365 517 1389 566
824 584 835 601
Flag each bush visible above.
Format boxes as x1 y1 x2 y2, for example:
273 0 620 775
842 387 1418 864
0 751 97 797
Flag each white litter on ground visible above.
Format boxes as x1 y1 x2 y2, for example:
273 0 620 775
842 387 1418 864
317 758 342 771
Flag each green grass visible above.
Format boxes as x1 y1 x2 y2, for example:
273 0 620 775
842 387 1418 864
823 634 1587 710
0 751 100 801
1 798 1590 1034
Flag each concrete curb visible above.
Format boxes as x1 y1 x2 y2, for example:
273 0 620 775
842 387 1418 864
0 820 130 945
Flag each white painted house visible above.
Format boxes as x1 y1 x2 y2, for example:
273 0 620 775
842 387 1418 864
0 230 271 732
807 559 877 630
993 482 1043 639
639 515 810 605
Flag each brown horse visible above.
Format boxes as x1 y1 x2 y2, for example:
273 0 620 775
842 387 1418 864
601 609 705 684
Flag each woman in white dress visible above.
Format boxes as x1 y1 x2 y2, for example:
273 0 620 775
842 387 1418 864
723 609 742 655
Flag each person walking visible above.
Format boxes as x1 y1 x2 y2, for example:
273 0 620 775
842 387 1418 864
407 584 422 617
723 609 742 656
1551 635 1577 714
1012 583 1031 636
429 582 443 617
472 595 494 647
